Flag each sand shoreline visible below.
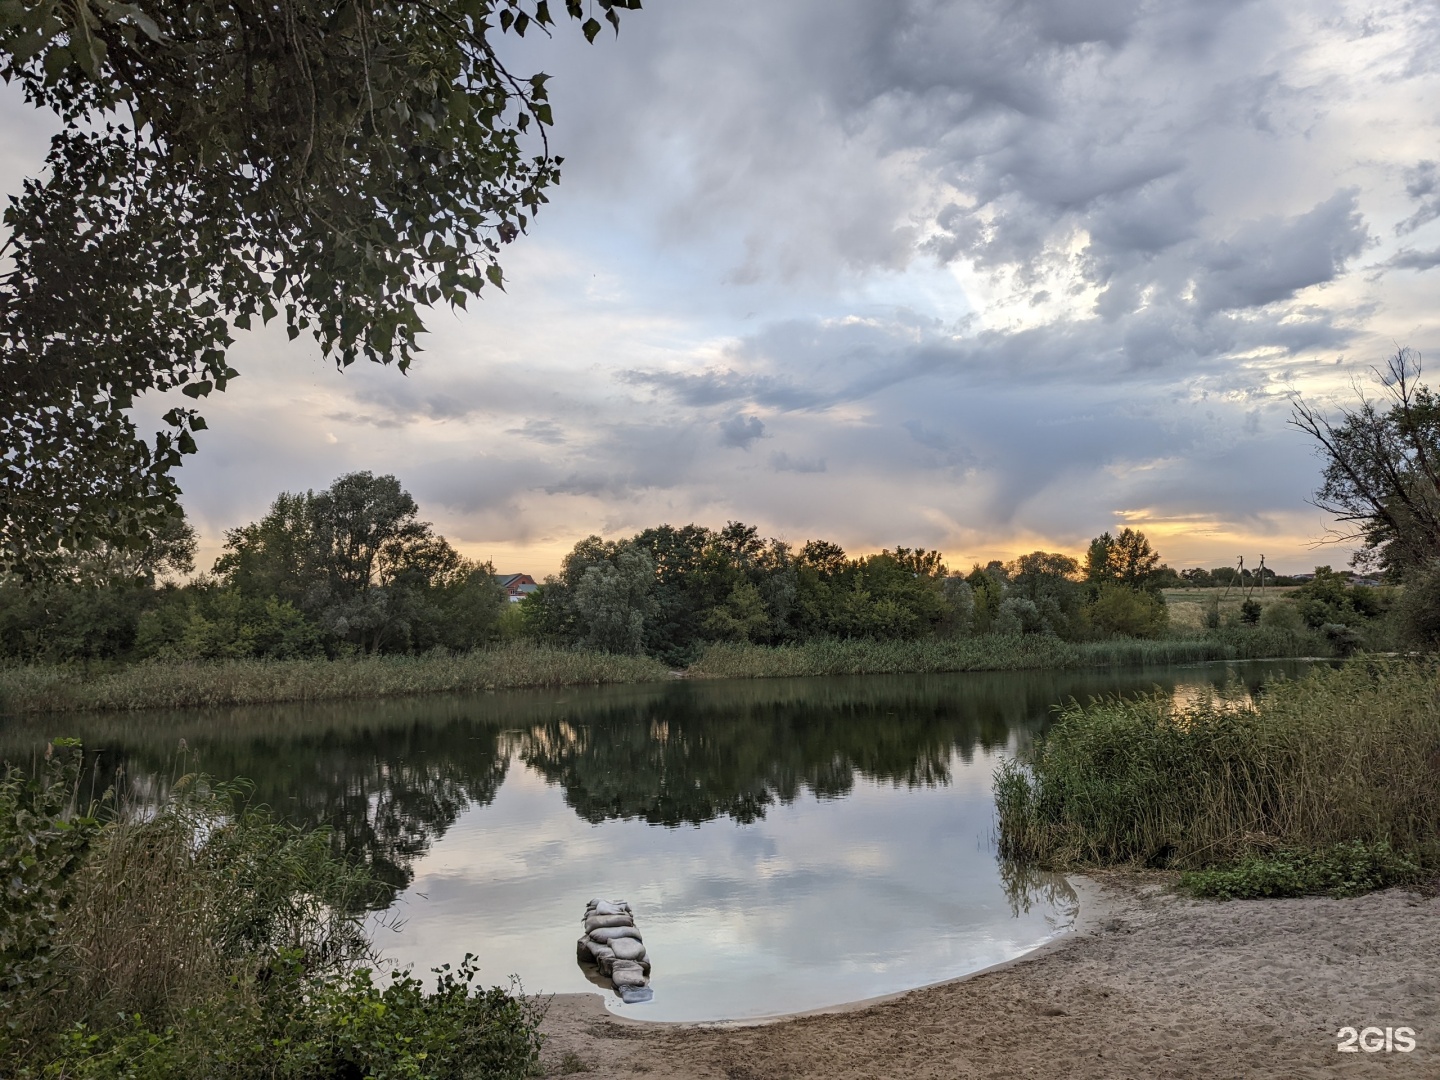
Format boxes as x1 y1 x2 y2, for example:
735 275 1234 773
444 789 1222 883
536 872 1438 1077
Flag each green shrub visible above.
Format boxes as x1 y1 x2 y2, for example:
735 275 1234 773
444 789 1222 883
1258 601 1303 631
1180 842 1424 900
1394 559 1440 651
1087 586 1169 638
38 957 543 1080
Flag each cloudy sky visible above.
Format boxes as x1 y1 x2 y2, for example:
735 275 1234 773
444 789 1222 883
10 0 1440 576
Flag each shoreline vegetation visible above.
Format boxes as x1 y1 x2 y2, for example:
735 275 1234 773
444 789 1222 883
995 658 1440 898
1 626 1326 715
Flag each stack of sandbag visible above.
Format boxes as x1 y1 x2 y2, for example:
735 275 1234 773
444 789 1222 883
575 898 653 1004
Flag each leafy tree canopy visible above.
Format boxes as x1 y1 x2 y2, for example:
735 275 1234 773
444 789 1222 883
1084 527 1163 590
1 0 638 575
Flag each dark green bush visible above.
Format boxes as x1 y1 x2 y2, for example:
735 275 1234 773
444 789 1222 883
39 956 544 1080
1181 842 1424 900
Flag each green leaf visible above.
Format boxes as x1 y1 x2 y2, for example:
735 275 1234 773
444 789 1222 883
582 16 601 41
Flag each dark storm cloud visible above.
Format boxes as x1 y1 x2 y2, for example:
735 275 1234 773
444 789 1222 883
718 414 767 449
1191 192 1370 314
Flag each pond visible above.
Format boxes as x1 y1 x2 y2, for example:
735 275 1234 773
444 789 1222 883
0 659 1315 1022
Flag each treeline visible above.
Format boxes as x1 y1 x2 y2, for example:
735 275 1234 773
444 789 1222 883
0 473 509 663
1 470 1399 669
522 524 1181 666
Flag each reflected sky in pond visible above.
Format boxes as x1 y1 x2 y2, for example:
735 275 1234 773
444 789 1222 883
0 659 1316 1021
375 737 1074 1021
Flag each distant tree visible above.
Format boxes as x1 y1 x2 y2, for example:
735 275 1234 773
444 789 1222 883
797 540 847 579
1181 567 1214 588
572 543 657 655
1291 348 1440 578
965 562 1008 632
994 596 1043 635
1085 528 1163 590
215 472 492 652
940 575 976 636
1004 551 1082 637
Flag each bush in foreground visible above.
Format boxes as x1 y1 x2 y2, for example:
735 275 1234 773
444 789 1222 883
995 659 1440 885
1 745 542 1079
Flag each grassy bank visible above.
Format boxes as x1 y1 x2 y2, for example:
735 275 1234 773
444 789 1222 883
0 629 1324 716
688 627 1320 680
0 642 670 715
995 658 1440 894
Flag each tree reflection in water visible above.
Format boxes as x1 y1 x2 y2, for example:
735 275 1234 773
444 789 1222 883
1 661 1313 908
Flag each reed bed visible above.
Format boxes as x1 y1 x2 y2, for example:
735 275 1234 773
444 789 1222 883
995 658 1440 872
0 643 670 715
688 630 1312 681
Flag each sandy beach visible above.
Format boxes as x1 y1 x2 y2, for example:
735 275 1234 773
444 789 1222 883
536 873 1438 1078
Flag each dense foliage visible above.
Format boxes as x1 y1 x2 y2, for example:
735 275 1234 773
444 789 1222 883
0 0 637 574
0 744 544 1078
0 472 508 661
523 524 1190 667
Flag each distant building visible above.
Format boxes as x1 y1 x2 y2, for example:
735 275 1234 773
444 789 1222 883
497 573 539 603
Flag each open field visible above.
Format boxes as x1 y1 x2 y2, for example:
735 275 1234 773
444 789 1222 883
536 872 1439 1079
1161 586 1304 631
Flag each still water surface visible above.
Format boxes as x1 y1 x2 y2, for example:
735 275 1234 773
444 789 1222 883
1 660 1313 1021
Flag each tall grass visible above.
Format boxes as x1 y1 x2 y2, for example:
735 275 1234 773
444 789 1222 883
0 642 670 715
995 658 1440 872
689 628 1320 681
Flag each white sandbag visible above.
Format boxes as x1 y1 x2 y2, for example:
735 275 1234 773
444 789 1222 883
587 900 631 916
588 925 642 944
608 937 647 963
580 938 616 968
584 913 635 932
609 959 648 988
617 984 654 1004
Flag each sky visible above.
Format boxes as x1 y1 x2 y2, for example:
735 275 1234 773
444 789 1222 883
7 0 1440 577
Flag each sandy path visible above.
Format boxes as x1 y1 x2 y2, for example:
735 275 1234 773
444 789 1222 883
535 873 1438 1078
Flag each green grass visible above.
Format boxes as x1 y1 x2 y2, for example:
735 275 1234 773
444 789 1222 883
688 627 1320 680
995 658 1440 889
0 642 670 715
